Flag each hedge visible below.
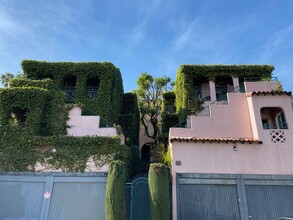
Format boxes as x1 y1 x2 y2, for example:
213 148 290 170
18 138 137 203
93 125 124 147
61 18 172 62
105 160 126 220
21 60 124 126
149 163 170 220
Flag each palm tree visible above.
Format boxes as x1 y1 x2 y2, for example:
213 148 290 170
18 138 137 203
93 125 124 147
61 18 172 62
1 72 14 87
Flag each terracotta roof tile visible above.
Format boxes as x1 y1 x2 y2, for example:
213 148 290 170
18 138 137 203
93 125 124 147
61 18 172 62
247 91 291 97
170 137 262 144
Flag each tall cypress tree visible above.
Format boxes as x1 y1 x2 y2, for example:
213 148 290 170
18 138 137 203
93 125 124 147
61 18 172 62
149 163 170 220
105 160 126 220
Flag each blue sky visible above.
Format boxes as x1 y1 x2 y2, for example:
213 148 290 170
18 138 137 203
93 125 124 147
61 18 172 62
0 0 293 92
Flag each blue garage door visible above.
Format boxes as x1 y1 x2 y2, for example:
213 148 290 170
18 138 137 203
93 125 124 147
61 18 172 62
0 173 107 220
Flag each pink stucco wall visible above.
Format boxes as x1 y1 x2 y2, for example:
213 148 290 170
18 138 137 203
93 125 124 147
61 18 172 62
35 107 121 173
67 107 117 137
170 93 253 138
170 80 293 220
245 81 279 93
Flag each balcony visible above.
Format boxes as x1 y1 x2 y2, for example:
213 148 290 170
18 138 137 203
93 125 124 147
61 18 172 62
86 86 98 100
62 86 76 101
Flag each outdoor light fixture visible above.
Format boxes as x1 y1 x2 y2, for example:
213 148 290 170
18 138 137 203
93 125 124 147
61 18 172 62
233 145 237 151
51 148 57 153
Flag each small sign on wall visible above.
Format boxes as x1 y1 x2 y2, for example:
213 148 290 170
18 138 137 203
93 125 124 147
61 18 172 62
44 191 51 199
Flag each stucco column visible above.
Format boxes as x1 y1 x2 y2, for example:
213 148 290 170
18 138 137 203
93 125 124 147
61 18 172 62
209 81 216 102
232 77 239 91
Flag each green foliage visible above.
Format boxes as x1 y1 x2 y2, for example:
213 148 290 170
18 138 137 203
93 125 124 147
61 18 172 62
161 113 178 134
135 72 171 144
10 78 68 135
119 93 140 146
163 146 171 168
149 163 170 220
1 72 14 87
180 64 274 80
21 60 124 126
0 87 51 134
0 126 37 171
0 126 129 172
128 145 141 179
175 64 274 122
106 160 126 220
161 91 178 136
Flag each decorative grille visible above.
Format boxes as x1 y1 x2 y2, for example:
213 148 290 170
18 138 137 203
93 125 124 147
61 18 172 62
270 130 286 143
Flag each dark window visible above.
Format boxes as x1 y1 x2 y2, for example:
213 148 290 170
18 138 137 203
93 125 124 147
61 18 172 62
215 75 233 101
86 77 100 100
10 107 28 126
63 76 77 100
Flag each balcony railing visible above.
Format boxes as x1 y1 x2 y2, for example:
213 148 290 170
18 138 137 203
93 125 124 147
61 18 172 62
62 86 76 101
262 122 288 130
193 88 211 101
243 76 278 82
86 86 99 100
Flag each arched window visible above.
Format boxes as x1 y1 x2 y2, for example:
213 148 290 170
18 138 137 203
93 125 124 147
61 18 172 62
260 107 288 129
141 144 151 163
86 77 100 100
63 75 77 100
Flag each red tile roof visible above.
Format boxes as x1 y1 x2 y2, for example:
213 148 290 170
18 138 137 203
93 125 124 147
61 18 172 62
247 91 291 97
170 137 263 144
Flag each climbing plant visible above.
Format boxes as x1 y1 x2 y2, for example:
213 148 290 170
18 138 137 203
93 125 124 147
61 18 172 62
119 93 140 146
21 60 124 126
9 78 68 135
0 126 130 172
175 64 274 122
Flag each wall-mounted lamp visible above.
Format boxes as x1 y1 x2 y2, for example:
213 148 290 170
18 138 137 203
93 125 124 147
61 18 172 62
233 145 237 151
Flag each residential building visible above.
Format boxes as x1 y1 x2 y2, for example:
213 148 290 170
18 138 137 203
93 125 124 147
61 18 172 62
170 65 293 220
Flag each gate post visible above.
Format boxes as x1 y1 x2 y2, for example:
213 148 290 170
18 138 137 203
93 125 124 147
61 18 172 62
40 176 54 220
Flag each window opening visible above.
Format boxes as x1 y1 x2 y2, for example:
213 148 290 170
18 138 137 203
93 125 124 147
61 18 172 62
10 107 28 126
260 107 288 129
63 76 77 100
193 77 210 101
215 75 233 101
86 77 100 100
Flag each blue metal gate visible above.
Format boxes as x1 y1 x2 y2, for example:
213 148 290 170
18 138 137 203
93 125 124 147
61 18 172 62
126 174 151 220
0 172 107 220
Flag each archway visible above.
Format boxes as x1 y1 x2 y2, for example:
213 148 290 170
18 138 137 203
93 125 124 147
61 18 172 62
141 143 153 172
215 75 233 101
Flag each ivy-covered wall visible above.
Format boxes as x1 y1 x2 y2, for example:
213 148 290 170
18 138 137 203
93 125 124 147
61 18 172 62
22 60 124 126
119 93 140 146
0 126 130 172
175 64 274 122
161 91 178 134
9 78 68 135
0 87 51 135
